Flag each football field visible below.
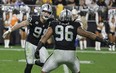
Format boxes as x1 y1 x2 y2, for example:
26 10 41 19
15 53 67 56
0 45 116 73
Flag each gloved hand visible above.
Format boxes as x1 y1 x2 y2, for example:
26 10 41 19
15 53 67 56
102 39 114 46
2 29 11 39
95 36 115 46
35 50 40 59
34 41 44 59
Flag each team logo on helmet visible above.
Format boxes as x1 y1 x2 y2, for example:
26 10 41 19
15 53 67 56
59 9 72 23
40 4 52 20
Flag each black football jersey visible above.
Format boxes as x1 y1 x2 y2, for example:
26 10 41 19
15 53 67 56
50 20 81 50
27 16 52 45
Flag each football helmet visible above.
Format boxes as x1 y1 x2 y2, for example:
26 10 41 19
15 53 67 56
59 9 72 23
40 4 52 20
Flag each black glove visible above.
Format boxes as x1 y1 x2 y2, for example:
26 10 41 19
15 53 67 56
35 50 40 59
102 39 114 46
95 36 114 46
34 41 44 59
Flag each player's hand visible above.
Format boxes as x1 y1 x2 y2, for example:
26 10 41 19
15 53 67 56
2 29 11 39
103 39 114 46
35 41 44 59
35 50 40 59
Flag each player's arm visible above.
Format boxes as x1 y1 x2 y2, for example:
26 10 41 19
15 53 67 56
2 20 29 39
77 26 113 45
47 37 53 44
11 20 29 32
40 27 53 44
77 26 97 40
35 27 53 59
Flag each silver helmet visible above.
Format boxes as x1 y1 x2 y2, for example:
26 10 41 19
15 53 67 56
40 4 52 20
59 9 72 23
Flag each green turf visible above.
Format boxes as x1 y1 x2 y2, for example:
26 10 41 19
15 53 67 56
0 45 116 73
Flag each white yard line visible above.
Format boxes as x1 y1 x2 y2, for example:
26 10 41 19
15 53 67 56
0 59 93 64
0 48 116 54
0 48 115 64
77 50 116 54
0 48 24 51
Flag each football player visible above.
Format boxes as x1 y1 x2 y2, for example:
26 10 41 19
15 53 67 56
35 9 113 73
3 4 53 73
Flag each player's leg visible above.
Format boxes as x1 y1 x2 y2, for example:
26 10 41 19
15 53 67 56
67 56 80 73
36 37 53 67
63 64 69 73
60 50 80 73
42 49 69 73
39 46 49 63
34 46 49 67
24 42 36 73
62 50 79 73
39 47 69 73
41 52 59 73
24 64 33 73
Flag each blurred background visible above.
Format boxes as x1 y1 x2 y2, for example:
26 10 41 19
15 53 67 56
0 0 116 50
